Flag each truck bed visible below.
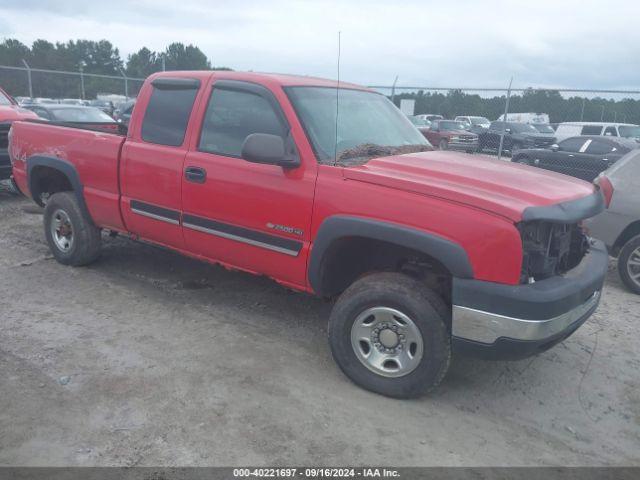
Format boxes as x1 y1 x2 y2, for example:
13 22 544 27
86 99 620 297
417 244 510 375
10 120 127 231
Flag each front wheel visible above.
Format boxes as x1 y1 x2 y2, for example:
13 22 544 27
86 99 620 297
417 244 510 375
618 235 640 294
328 272 451 398
44 191 102 266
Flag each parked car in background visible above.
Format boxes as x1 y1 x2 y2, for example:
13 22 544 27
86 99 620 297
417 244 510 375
555 122 640 142
478 121 556 153
59 98 86 106
33 97 58 105
497 112 550 124
0 86 40 184
454 116 491 132
425 120 478 152
415 114 443 122
407 115 432 137
89 99 115 117
24 104 120 133
586 150 640 294
113 99 135 127
511 136 638 182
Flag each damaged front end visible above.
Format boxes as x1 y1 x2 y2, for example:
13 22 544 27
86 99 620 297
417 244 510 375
518 221 590 283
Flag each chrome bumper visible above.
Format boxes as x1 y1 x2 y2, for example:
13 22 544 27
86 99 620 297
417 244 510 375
452 290 601 344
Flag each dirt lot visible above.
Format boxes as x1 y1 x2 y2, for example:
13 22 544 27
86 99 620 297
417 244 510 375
1 181 639 467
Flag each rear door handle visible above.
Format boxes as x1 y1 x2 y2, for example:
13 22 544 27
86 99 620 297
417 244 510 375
185 166 206 184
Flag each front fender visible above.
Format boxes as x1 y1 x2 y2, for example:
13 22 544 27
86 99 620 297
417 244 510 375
308 215 474 296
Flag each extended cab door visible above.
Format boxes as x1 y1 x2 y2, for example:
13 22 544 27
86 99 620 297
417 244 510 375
181 79 317 289
120 77 203 249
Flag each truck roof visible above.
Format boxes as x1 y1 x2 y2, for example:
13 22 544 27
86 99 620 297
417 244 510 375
147 70 369 91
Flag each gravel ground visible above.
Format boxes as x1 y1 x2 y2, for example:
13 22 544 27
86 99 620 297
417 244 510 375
0 180 639 467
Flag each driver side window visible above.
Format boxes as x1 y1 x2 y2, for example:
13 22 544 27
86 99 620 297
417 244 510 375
199 88 286 157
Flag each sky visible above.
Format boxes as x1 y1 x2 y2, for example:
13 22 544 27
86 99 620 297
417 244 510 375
1 0 639 91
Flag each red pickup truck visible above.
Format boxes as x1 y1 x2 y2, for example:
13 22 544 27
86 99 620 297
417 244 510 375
0 86 39 184
9 71 608 398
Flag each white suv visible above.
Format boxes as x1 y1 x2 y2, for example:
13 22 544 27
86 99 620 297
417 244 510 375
555 122 640 142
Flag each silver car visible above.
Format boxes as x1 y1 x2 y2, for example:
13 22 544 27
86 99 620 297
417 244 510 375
586 149 640 294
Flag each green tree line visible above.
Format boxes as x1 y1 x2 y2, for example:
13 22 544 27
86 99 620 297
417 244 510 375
393 89 640 125
0 38 231 99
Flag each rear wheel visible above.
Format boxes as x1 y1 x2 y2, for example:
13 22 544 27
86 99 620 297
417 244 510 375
44 192 101 266
438 139 448 150
328 272 451 398
618 235 640 294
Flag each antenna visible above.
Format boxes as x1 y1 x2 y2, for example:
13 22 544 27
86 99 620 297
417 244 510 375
333 31 341 165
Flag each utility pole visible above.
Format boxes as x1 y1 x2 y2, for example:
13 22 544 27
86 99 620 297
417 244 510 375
79 64 85 100
162 54 166 72
118 67 129 99
600 105 605 121
497 77 513 161
580 97 586 121
21 59 33 98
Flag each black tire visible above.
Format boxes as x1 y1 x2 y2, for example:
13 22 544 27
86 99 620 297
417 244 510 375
466 149 475 154
438 139 448 150
618 235 640 295
328 272 451 398
44 191 101 266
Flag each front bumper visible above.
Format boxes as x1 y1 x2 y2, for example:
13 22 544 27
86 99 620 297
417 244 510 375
448 140 479 151
451 239 608 360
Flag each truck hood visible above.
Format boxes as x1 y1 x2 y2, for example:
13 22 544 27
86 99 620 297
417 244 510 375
343 151 596 222
0 105 39 122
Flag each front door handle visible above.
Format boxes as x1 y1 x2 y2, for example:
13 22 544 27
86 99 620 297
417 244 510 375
185 166 207 184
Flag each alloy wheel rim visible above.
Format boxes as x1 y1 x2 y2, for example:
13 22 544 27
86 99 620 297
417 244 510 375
350 307 424 378
627 246 640 288
51 209 74 253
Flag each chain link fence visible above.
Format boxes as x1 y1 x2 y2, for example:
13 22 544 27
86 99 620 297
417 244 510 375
0 65 144 101
373 85 640 162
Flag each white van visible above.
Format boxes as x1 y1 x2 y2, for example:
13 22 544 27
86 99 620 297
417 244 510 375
497 112 550 124
554 122 640 142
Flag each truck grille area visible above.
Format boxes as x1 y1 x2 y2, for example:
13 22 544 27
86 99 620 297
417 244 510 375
518 221 589 282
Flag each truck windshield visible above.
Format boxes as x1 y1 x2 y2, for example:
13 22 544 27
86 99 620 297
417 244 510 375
286 87 429 164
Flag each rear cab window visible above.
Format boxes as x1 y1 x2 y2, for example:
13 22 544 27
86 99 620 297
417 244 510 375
141 78 200 146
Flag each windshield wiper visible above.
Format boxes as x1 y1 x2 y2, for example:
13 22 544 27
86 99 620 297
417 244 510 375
337 143 433 165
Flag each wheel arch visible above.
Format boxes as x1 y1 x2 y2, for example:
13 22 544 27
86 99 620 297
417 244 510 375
26 155 93 223
308 216 474 297
612 220 640 256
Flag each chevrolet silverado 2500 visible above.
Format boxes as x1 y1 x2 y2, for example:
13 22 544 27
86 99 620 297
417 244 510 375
9 71 608 398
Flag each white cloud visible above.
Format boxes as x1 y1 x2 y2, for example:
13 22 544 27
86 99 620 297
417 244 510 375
1 0 639 89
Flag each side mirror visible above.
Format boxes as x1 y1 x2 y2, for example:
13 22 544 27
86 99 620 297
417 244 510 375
550 144 560 152
241 133 299 168
505 128 512 134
